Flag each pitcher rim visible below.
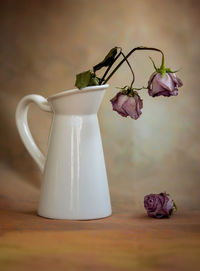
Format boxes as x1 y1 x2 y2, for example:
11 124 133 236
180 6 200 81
47 84 109 101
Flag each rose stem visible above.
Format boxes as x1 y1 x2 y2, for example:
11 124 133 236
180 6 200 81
103 46 165 84
99 47 122 85
100 48 136 87
120 51 135 87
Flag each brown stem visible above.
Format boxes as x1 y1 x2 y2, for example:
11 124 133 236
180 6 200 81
99 48 122 84
103 46 164 84
120 52 135 87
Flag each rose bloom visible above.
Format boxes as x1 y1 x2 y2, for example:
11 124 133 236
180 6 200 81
148 72 183 97
110 92 143 119
144 192 175 218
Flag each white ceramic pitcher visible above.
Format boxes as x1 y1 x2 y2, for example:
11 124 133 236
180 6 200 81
16 84 112 220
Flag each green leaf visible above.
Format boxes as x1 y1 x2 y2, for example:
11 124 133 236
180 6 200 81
93 47 118 72
75 70 93 89
88 75 100 86
75 70 100 89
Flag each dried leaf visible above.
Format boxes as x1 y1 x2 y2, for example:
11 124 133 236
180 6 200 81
93 47 118 72
75 70 100 89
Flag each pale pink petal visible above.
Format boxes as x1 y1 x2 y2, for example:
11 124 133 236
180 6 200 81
155 73 175 91
169 73 183 87
151 77 167 95
110 93 129 117
122 97 139 119
148 72 157 86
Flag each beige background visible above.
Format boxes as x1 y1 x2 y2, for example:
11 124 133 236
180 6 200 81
0 0 199 214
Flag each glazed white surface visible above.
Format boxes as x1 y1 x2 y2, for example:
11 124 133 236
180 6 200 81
16 85 112 220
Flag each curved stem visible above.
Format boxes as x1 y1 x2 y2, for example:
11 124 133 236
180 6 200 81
99 47 122 85
103 46 165 84
121 52 135 87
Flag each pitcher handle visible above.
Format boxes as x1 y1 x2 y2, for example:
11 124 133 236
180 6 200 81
15 94 52 173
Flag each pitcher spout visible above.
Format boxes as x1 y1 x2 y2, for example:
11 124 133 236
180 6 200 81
47 84 109 115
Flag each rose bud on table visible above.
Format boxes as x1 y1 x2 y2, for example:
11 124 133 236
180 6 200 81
144 192 177 218
110 87 143 119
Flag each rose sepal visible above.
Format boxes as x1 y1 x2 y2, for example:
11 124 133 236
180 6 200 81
149 56 181 78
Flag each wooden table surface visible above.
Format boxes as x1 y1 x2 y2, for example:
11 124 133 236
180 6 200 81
0 171 200 271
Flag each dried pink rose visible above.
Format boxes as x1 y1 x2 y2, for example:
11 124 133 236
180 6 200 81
148 72 183 97
110 91 143 119
144 192 177 218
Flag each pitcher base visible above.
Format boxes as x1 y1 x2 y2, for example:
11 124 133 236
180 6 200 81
37 210 112 220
